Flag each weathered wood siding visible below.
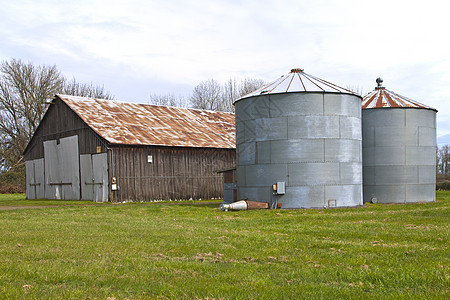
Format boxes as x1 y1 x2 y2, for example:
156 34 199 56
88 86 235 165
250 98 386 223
24 98 107 160
109 145 236 202
24 97 236 202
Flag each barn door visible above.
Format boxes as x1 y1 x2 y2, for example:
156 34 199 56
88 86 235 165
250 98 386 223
43 135 80 200
80 153 108 202
25 158 45 199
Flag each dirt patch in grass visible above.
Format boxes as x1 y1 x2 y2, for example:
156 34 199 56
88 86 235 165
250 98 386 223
0 205 59 210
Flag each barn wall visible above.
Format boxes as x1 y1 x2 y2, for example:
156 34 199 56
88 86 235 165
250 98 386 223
24 97 236 202
24 98 109 200
24 98 107 161
110 145 236 202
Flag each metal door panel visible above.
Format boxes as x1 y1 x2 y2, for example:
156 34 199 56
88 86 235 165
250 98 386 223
25 160 36 199
44 140 59 199
80 154 94 200
93 153 108 202
34 159 45 199
60 136 80 200
43 135 80 200
80 153 108 202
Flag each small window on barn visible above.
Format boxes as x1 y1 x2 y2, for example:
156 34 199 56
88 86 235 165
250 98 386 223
148 155 153 163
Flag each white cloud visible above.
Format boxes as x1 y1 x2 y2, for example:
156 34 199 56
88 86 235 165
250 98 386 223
1 0 449 134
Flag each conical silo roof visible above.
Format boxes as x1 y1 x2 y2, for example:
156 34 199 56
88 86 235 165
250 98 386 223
237 68 359 101
362 78 437 111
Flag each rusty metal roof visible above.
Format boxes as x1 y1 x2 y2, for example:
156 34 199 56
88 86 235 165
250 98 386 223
57 95 236 148
236 68 359 102
362 78 437 110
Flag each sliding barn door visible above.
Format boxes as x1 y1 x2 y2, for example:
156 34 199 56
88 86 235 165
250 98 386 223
43 135 80 200
25 158 45 199
80 153 108 202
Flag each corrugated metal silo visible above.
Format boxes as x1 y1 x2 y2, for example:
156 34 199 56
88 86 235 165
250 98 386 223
362 78 437 203
234 68 363 208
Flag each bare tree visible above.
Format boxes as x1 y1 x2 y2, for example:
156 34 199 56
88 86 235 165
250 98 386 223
148 77 266 113
445 146 450 175
0 58 114 171
190 79 224 111
148 93 187 107
62 77 115 99
222 78 266 113
239 78 266 97
190 78 265 113
222 79 239 113
346 85 365 96
438 145 450 175
0 59 63 170
437 146 441 174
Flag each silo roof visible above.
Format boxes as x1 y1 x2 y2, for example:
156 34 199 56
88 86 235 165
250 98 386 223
362 78 437 111
237 68 359 101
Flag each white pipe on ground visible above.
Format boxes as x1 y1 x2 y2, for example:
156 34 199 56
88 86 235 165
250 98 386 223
219 200 269 211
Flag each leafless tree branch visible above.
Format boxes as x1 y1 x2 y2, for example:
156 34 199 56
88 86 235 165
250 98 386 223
0 58 114 171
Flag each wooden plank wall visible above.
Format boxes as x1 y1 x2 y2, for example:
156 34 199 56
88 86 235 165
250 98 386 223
110 145 236 202
24 97 237 202
24 98 107 160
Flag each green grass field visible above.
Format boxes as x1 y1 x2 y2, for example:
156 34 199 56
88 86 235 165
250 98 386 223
0 193 448 299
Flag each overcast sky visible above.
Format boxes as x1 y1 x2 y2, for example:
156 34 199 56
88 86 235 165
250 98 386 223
1 0 449 137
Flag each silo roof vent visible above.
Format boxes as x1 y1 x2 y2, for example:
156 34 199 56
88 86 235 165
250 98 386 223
376 77 383 89
291 68 305 73
362 78 437 111
237 68 360 102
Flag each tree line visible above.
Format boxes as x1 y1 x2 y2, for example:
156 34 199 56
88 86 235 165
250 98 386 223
437 145 450 175
0 58 265 174
0 59 114 172
5 57 447 182
149 77 265 113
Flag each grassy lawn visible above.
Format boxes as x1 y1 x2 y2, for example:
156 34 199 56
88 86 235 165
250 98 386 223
0 193 448 299
0 194 221 208
0 194 105 207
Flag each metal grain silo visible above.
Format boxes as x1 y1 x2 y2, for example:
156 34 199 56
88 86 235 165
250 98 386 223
234 68 363 209
362 78 437 203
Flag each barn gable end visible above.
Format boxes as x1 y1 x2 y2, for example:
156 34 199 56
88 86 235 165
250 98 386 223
24 97 109 201
24 97 107 161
